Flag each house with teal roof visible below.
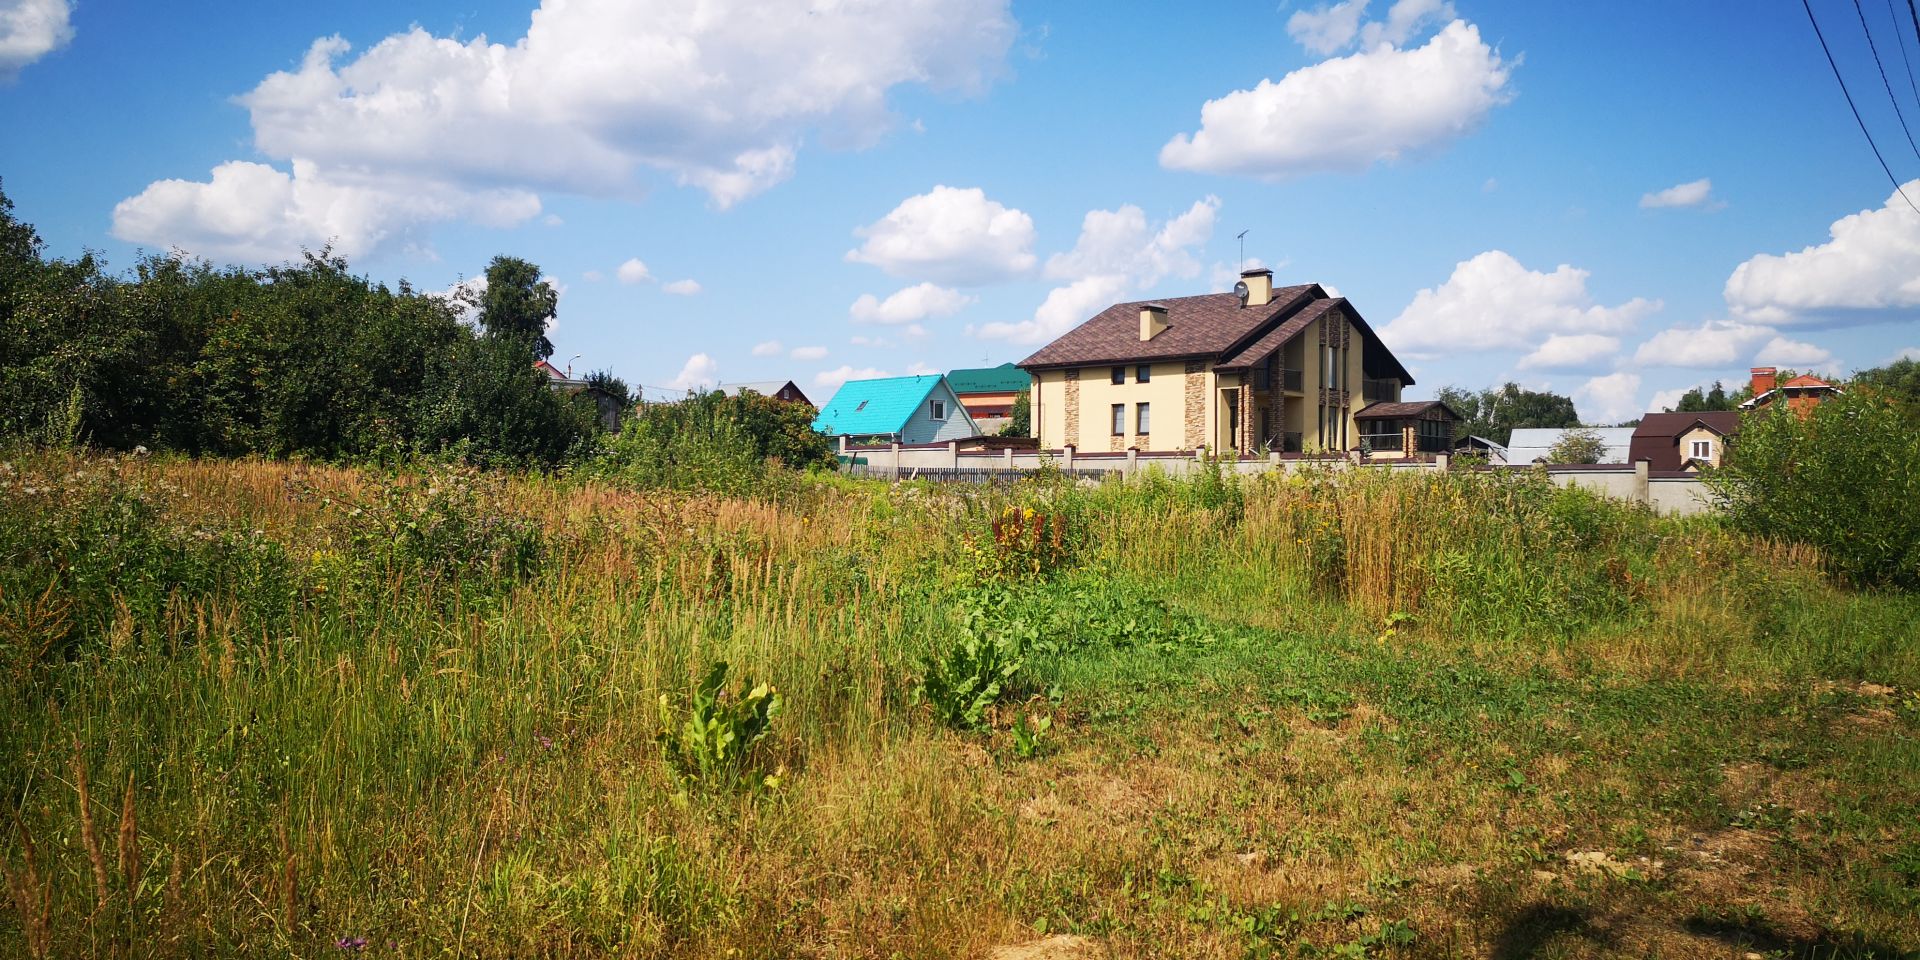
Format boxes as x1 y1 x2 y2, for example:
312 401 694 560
811 375 979 443
946 362 1031 428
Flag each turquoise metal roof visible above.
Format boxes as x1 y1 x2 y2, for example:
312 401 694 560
946 362 1030 394
812 375 944 436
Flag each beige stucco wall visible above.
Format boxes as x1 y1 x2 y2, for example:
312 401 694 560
1030 308 1389 454
1676 425 1724 467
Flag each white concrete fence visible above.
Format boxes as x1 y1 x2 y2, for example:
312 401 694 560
837 438 1719 516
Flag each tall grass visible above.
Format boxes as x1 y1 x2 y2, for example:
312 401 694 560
1 451 1914 956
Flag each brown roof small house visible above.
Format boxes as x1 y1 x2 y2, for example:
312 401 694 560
1628 411 1742 471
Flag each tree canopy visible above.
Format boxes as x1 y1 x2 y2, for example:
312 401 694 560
474 255 558 360
1667 380 1738 412
0 181 593 464
1436 382 1580 447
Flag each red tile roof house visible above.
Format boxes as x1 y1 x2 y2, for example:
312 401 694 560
1015 269 1419 457
1628 411 1742 471
1739 366 1840 418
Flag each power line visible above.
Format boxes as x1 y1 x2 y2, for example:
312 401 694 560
1802 0 1920 214
1852 0 1920 159
1885 0 1920 112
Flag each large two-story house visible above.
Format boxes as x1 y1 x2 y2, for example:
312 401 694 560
1016 269 1423 456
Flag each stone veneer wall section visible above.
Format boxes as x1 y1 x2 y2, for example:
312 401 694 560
1063 369 1080 448
1183 361 1206 450
1236 373 1255 455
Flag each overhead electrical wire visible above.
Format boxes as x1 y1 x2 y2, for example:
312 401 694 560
1801 0 1920 214
1885 0 1920 112
1852 0 1920 159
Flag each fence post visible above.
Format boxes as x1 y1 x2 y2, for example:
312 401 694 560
1634 458 1650 505
947 439 959 470
889 441 901 482
839 434 848 455
1062 444 1075 472
1435 452 1450 472
1126 446 1138 476
1003 446 1014 471
1268 450 1281 471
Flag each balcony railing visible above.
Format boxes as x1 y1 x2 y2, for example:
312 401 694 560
1283 431 1303 453
1362 378 1398 402
1280 368 1303 392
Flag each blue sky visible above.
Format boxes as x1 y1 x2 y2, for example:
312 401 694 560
4 0 1919 420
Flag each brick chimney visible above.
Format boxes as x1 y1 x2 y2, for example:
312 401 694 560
1239 268 1273 307
1750 366 1777 397
1140 303 1169 341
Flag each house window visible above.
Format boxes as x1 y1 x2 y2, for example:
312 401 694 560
1111 403 1125 436
1690 439 1711 460
1137 402 1151 434
1111 366 1125 385
930 399 946 420
855 400 868 412
1136 364 1152 383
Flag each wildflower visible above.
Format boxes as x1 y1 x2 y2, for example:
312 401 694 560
335 935 368 950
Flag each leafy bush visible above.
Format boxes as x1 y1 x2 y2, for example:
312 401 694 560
592 390 832 494
1546 426 1606 464
1707 393 1920 588
656 661 784 793
915 593 1034 729
325 465 545 597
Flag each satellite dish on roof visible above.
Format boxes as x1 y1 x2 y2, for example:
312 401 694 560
1233 280 1249 308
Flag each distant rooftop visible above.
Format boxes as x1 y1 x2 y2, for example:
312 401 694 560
946 362 1029 394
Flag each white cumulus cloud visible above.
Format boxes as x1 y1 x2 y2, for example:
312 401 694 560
111 0 1015 263
616 258 652 284
850 282 974 324
977 196 1220 345
1640 178 1716 209
845 185 1037 284
0 0 72 79
666 352 718 391
112 160 540 264
1516 333 1621 370
1724 180 1920 326
1629 320 1773 369
662 279 702 296
1160 19 1512 180
1287 0 1369 55
1753 335 1837 373
1381 251 1659 358
1574 372 1643 425
751 340 784 357
790 345 829 361
814 364 895 391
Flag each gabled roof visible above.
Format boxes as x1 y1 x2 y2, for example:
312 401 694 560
1017 286 1415 385
1018 286 1317 368
1215 299 1340 370
947 362 1030 394
1505 427 1637 464
1628 411 1742 471
1739 373 1842 410
717 380 810 405
811 375 947 436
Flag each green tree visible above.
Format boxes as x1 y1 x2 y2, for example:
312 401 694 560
1669 380 1735 412
473 256 557 359
1706 392 1920 587
1546 426 1607 464
999 388 1031 437
1853 357 1920 411
1437 382 1580 447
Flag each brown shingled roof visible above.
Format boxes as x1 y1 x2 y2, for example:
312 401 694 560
1215 298 1341 370
1628 411 1742 471
1017 286 1315 368
1353 400 1459 420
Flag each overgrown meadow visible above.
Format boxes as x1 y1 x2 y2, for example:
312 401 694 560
2 453 1917 958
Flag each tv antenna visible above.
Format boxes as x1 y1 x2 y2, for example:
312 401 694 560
1236 230 1249 270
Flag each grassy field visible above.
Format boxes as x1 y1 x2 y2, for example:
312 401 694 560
1 452 1917 958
